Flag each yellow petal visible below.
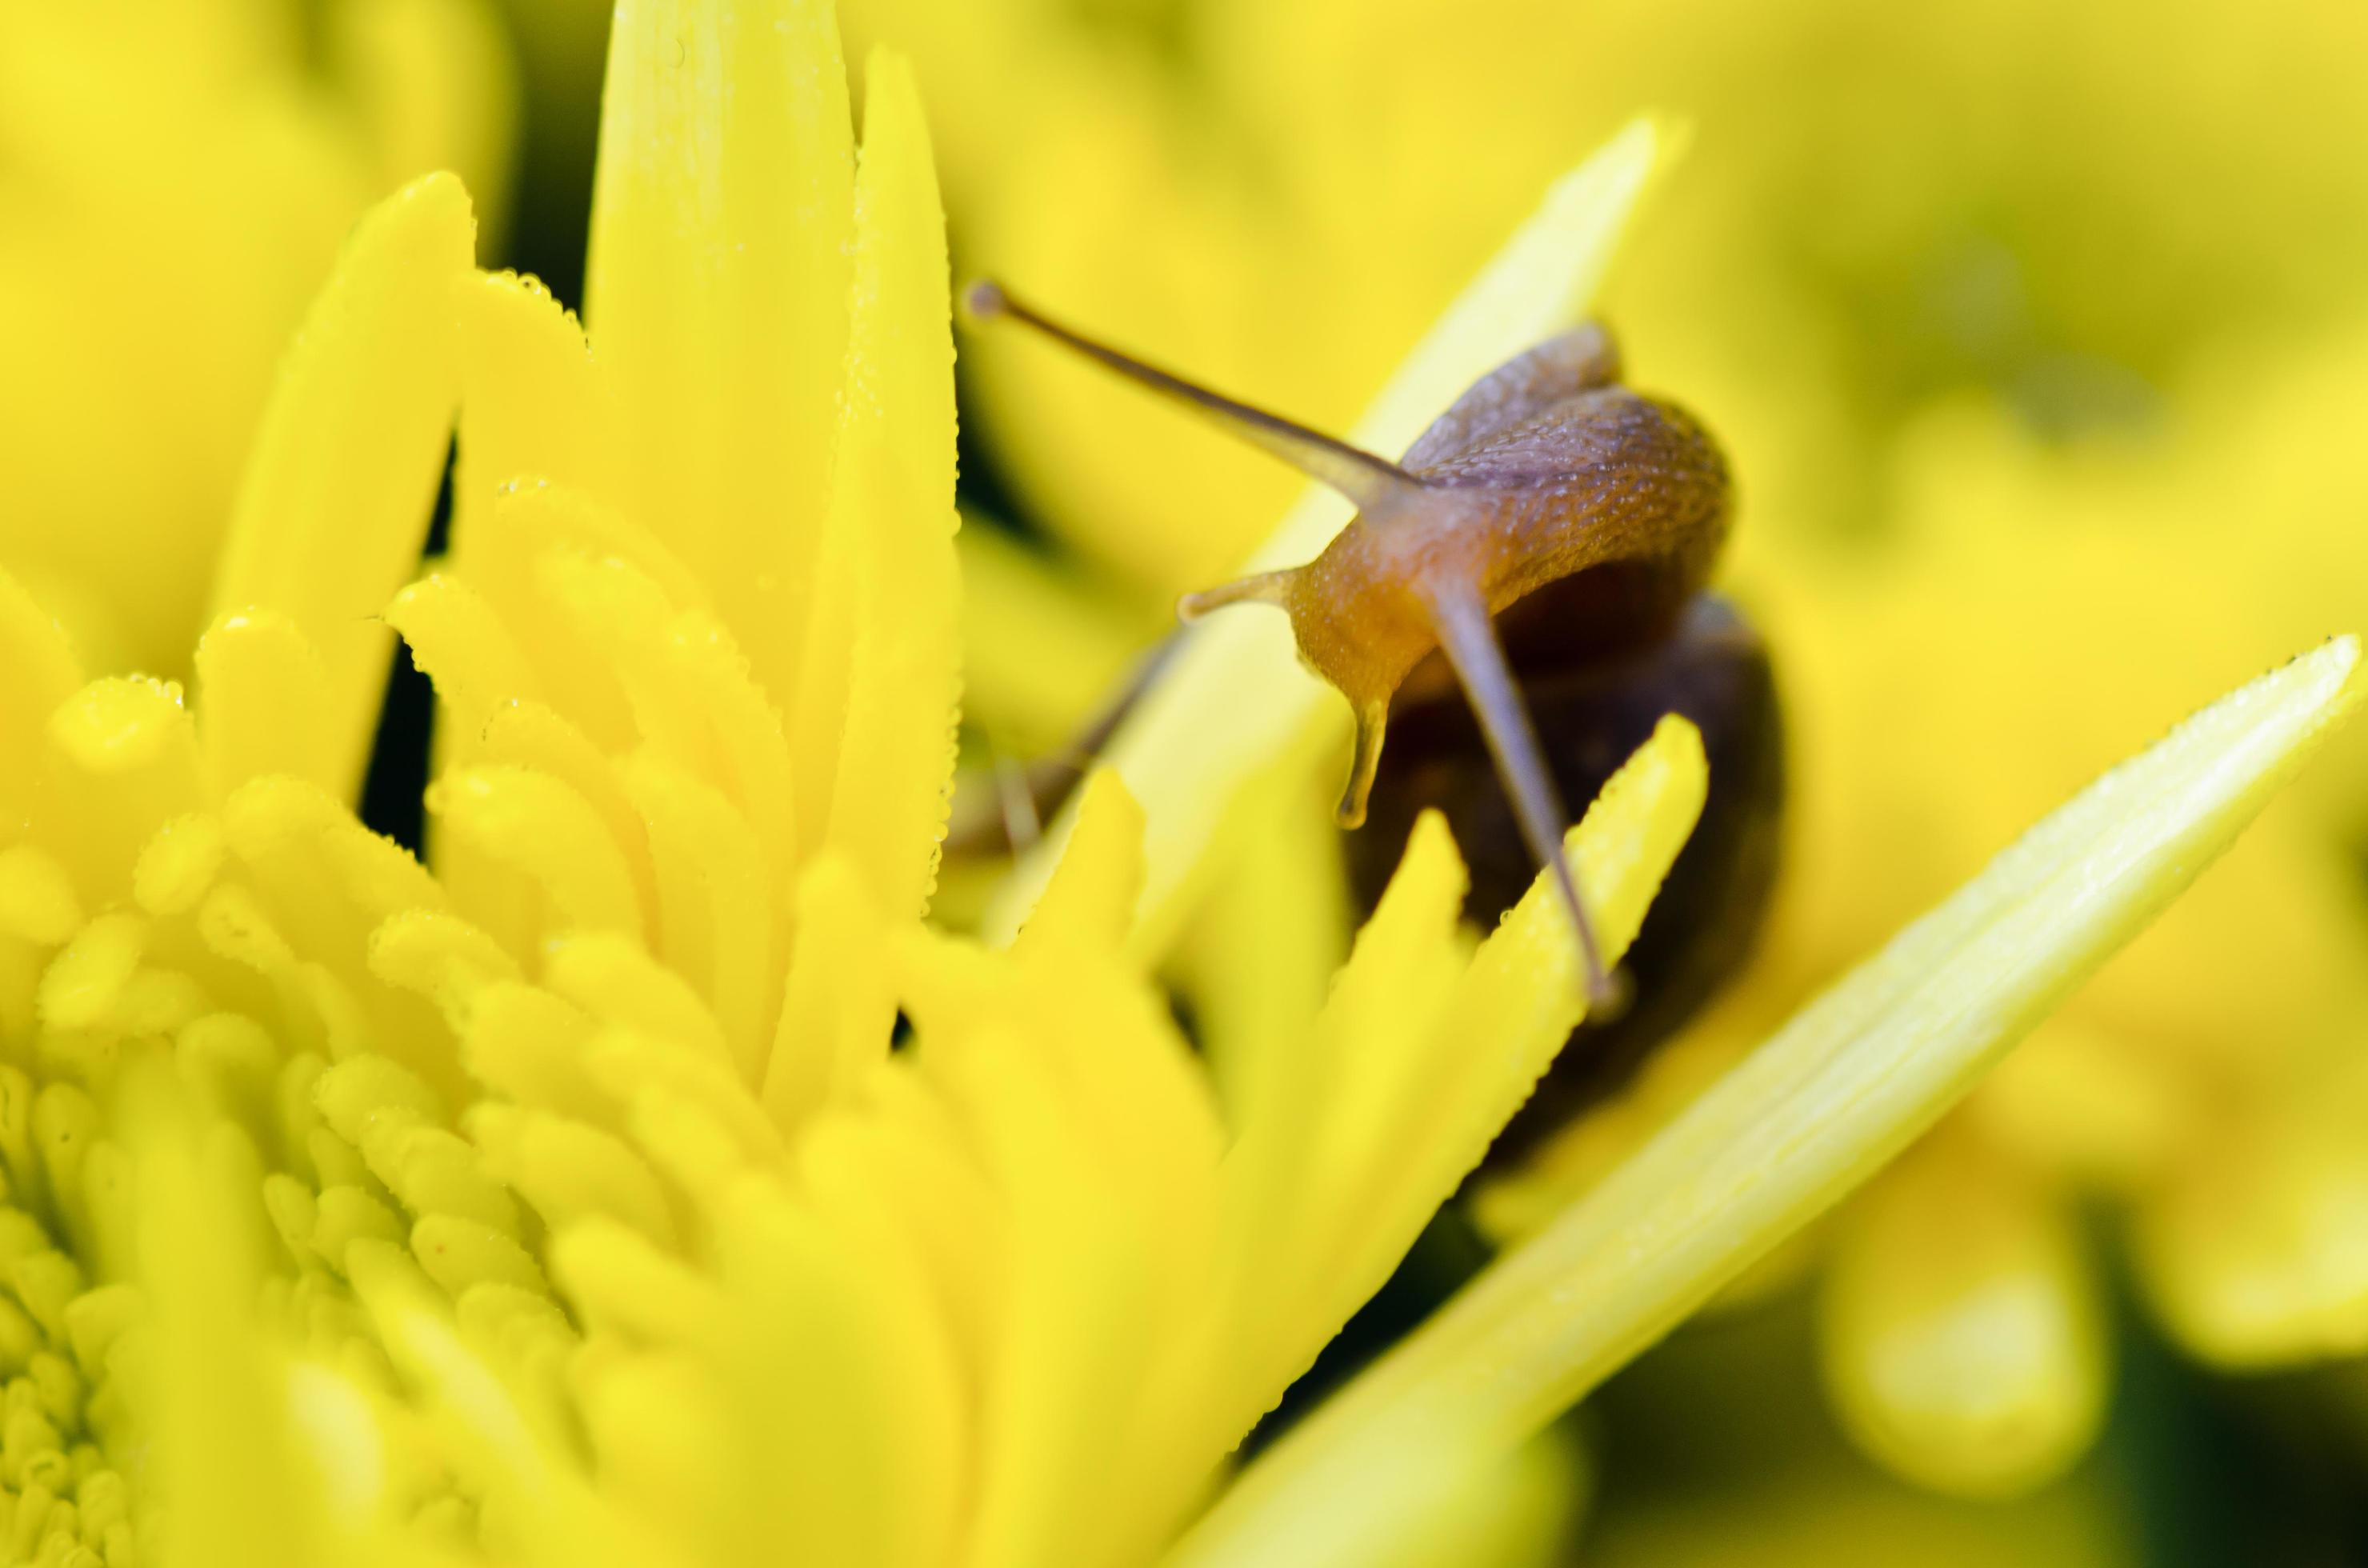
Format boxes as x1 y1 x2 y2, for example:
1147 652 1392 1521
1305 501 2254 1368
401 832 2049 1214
587 1039 786 1172
127 1080 325 1568
986 119 1667 950
1342 719 1702 1294
385 570 546 736
617 754 775 1074
413 1213 546 1296
584 0 854 702
349 1238 666 1568
220 776 448 934
2134 1076 2368 1368
524 546 798 898
467 699 654 947
657 611 799 889
1818 1140 2107 1497
210 171 475 800
1363 1423 1590 1568
814 51 962 922
890 790 1227 1561
450 270 621 548
0 567 84 820
1010 768 1145 956
457 482 710 748
934 1027 1166 1568
1174 773 1348 1128
1174 636 2359 1568
426 766 643 940
132 814 226 918
194 609 335 794
372 1123 521 1238
705 1182 965 1568
329 0 518 245
472 1106 675 1248
1223 718 1706 1436
549 1217 722 1343
370 906 522 1022
786 1151 974 1568
803 1070 1006 1399
1967 1021 2202 1190
37 912 146 1033
762 854 893 1134
1223 810 1466 1362
46 677 204 891
542 930 735 1078
455 982 607 1124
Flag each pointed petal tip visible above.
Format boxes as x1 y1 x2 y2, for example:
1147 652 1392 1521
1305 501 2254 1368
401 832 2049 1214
1637 111 1694 170
1174 639 2358 1567
367 169 481 255
2306 630 2358 706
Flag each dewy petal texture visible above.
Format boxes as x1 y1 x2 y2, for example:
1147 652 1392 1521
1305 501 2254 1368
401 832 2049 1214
1174 636 2361 1568
810 51 962 921
983 119 1666 952
0 14 1729 1567
209 172 474 800
585 0 856 707
918 719 1703 1566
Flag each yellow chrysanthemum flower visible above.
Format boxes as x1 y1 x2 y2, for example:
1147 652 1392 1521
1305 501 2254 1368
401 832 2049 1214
0 0 514 682
0 3 2358 1566
814 0 2368 1503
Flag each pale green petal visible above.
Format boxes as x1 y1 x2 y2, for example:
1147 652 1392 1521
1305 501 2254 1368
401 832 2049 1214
984 119 1670 952
1172 636 2359 1568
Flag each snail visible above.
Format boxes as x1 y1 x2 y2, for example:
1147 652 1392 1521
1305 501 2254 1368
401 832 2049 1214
964 282 1782 1125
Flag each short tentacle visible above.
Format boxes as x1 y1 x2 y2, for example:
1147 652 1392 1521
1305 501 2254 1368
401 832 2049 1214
1337 700 1391 830
1178 570 1296 623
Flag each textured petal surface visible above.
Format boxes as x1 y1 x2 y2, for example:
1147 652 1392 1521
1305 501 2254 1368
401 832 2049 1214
814 54 963 922
1174 637 2360 1568
209 173 474 799
585 0 855 703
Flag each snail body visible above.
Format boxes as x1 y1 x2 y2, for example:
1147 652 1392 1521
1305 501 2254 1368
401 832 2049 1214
966 282 1775 1044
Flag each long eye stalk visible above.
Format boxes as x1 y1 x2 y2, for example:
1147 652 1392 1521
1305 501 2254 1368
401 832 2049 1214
962 278 1618 1009
1424 578 1618 1010
962 280 1419 511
